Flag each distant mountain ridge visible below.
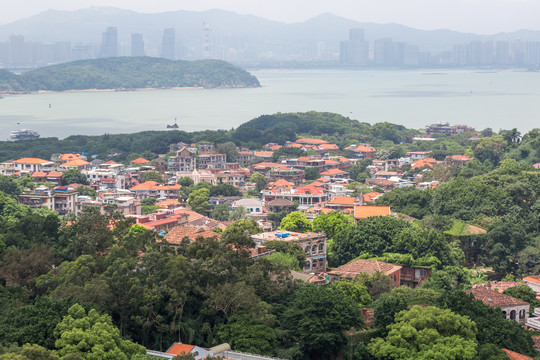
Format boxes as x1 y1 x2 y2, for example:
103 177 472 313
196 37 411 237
0 57 260 92
2 6 540 56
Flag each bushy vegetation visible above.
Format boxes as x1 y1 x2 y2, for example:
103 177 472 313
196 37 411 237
0 57 260 92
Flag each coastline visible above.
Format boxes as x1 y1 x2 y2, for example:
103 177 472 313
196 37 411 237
0 83 259 95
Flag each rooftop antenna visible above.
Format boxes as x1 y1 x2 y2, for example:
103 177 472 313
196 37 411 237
203 22 212 59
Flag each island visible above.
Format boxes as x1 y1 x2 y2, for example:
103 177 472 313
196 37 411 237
0 57 260 92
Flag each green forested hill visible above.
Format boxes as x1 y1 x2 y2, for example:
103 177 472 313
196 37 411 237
0 57 260 92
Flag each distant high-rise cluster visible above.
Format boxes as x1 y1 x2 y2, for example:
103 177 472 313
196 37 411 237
131 33 145 57
161 28 176 60
340 29 369 66
2 24 540 69
100 27 118 58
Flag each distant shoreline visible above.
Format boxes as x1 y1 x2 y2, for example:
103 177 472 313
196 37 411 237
0 85 262 95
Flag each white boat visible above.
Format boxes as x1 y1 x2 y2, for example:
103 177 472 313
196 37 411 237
10 129 40 140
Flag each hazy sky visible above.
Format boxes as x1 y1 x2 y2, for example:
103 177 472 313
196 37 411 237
1 0 539 34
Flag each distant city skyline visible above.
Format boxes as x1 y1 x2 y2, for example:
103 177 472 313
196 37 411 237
1 0 540 34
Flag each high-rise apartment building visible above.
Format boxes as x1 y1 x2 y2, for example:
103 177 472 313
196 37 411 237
100 27 118 58
161 28 176 60
131 33 145 57
340 28 369 66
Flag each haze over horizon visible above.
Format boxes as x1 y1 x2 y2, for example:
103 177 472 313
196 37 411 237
1 0 539 34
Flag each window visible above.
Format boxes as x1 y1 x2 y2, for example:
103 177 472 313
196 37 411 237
519 309 526 319
305 261 311 270
319 243 324 253
305 246 311 255
510 310 516 320
312 244 318 254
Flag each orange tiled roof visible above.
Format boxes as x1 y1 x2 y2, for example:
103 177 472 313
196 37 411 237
296 138 329 144
324 160 339 165
270 179 294 188
467 286 529 307
329 259 401 279
254 151 274 157
47 171 64 177
346 145 376 152
13 157 52 165
164 226 220 244
411 158 437 169
320 168 346 176
328 196 356 206
253 162 282 168
319 144 339 150
62 159 90 166
287 143 304 148
523 275 540 285
449 155 471 161
156 199 181 207
130 157 151 164
294 185 323 195
60 153 80 161
316 177 330 183
354 206 391 219
130 181 160 190
104 160 119 165
362 192 382 203
268 145 282 150
31 171 47 177
166 343 195 356
297 156 312 162
501 349 533 360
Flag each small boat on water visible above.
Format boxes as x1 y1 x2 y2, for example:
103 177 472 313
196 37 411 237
10 129 40 141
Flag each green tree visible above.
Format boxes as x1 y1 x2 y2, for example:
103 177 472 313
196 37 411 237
312 211 353 239
177 177 194 188
54 304 146 360
282 284 364 359
216 142 239 162
77 186 97 198
60 169 88 186
250 173 268 192
265 252 301 271
354 271 393 300
280 212 312 233
304 167 320 181
472 135 507 165
228 206 250 222
221 220 261 248
187 188 210 216
211 203 230 221
141 171 164 183
218 313 277 356
438 290 536 356
368 306 479 360
373 293 408 336
423 266 472 292
332 279 372 307
209 184 242 197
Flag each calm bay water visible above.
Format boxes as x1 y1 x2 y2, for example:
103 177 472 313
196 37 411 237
0 68 539 140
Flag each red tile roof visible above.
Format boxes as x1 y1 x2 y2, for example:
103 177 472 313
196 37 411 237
411 158 437 169
294 185 323 195
329 259 401 279
354 206 391 219
13 157 52 164
319 144 339 150
130 157 151 164
47 171 64 177
467 286 529 307
60 153 81 161
130 181 160 190
501 349 533 360
362 192 382 203
320 168 346 176
523 275 540 285
31 171 47 177
62 159 90 166
327 196 356 206
164 226 220 244
296 138 329 144
166 343 195 356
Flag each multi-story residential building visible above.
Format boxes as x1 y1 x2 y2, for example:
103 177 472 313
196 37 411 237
129 181 181 200
214 170 248 187
237 151 255 165
199 153 227 170
19 185 78 215
0 157 55 175
252 231 327 273
343 144 376 159
406 151 433 160
232 198 264 216
168 147 196 172
77 193 141 217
